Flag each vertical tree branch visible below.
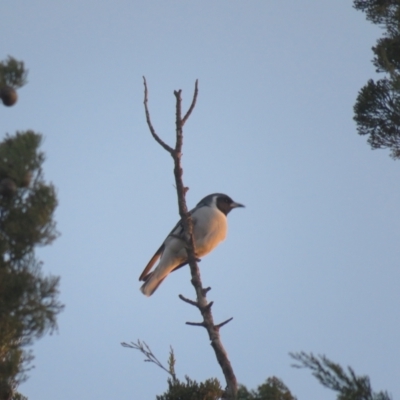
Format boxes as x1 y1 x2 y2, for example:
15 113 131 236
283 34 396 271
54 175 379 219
142 78 238 399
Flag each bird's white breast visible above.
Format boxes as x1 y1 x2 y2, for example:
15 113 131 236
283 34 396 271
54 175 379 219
193 206 227 257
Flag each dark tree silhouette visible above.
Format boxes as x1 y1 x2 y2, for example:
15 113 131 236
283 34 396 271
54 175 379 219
353 0 400 159
0 57 63 400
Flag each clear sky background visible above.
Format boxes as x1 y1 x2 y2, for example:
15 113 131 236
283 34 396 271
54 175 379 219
1 1 399 399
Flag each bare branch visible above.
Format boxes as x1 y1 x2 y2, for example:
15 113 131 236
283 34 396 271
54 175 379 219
203 301 214 312
170 84 238 399
173 89 184 155
186 321 206 327
181 79 199 126
142 77 174 154
142 79 238 399
202 287 211 296
178 294 199 308
215 317 233 330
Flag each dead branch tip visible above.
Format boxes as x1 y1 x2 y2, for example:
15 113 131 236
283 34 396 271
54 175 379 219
179 294 199 308
182 79 199 126
204 301 214 312
215 317 234 330
142 78 174 154
186 321 206 328
202 287 211 296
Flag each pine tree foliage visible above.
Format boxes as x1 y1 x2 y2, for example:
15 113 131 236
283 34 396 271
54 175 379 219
354 0 400 32
156 376 224 400
238 377 297 400
155 376 297 400
0 57 26 89
125 340 298 400
353 77 400 156
291 352 391 400
353 0 400 159
0 131 63 399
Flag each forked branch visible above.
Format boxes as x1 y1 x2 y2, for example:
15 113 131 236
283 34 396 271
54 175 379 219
142 78 238 400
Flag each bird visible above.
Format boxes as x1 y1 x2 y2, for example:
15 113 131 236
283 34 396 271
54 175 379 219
139 193 244 296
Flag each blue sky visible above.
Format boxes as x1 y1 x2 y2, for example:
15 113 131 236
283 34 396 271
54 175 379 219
2 1 399 399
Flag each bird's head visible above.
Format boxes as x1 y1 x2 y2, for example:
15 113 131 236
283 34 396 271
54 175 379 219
198 193 245 216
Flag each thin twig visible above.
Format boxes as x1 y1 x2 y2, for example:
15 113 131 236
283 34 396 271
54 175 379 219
186 321 206 327
178 294 199 308
143 77 174 154
181 79 199 126
215 317 233 330
121 340 176 380
202 287 211 296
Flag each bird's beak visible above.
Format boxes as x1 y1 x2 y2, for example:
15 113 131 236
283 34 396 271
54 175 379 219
231 201 245 208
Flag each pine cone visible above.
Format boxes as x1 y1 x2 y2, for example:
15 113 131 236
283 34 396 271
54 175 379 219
0 86 18 106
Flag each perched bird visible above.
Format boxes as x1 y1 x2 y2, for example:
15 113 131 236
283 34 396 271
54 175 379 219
139 193 244 296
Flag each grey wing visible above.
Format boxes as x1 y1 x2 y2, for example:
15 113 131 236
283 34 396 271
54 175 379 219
138 205 200 281
169 210 199 273
163 203 200 242
167 206 199 242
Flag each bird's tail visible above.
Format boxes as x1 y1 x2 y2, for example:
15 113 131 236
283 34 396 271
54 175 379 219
140 271 168 297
